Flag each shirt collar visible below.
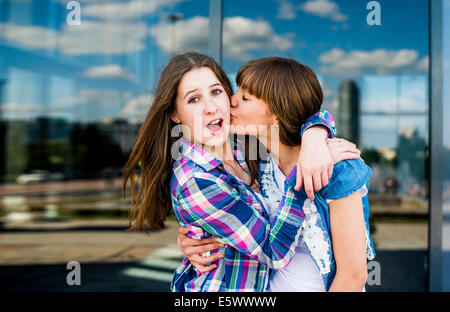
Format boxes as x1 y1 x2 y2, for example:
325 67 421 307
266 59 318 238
259 153 297 187
231 137 249 173
285 165 298 187
178 136 249 173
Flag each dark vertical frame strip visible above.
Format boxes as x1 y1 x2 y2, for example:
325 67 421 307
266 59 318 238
209 0 223 65
429 0 444 292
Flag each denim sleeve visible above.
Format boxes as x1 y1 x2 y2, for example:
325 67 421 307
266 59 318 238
319 158 372 201
300 109 336 138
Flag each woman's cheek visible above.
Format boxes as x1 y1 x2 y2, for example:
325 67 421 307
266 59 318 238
185 105 203 137
219 95 231 112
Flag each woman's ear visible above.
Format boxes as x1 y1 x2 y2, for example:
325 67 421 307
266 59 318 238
171 113 181 124
272 115 279 126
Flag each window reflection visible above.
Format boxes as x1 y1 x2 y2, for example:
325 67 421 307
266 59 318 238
0 0 209 180
223 0 429 291
0 0 208 290
0 0 438 292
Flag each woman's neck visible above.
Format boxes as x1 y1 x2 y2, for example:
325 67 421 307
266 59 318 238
206 139 235 164
262 132 301 177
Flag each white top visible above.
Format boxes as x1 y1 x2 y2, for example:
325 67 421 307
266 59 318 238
255 156 326 292
256 156 366 292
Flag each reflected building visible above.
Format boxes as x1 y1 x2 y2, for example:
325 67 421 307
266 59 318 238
98 119 141 153
337 80 360 145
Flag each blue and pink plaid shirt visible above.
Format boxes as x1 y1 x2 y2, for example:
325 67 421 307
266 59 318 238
170 110 335 292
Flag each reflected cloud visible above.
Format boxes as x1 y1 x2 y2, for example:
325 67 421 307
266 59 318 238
149 16 294 61
58 21 148 55
276 0 348 22
319 48 423 76
0 23 58 50
82 0 187 21
120 93 153 122
63 89 122 107
54 0 118 3
82 65 134 79
223 16 294 60
0 21 148 55
149 16 208 53
300 0 348 22
276 0 297 20
416 56 429 72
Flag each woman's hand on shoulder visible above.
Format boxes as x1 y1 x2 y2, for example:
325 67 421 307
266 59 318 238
326 138 361 165
296 127 360 200
177 226 225 273
296 127 333 199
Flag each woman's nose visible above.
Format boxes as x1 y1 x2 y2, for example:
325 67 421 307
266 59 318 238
231 93 238 107
204 98 218 114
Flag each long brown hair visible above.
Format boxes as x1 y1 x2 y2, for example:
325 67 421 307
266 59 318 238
123 52 234 232
236 57 323 146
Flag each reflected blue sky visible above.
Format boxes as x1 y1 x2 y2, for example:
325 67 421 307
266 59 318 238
0 0 431 149
222 0 429 149
0 0 209 123
223 0 428 70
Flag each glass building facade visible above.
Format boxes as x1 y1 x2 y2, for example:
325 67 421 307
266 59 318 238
0 0 447 291
442 0 450 292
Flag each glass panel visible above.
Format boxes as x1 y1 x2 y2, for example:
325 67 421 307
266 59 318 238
223 0 429 291
443 0 450 292
0 0 208 291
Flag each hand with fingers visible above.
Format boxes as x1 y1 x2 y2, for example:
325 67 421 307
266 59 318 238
326 138 361 164
295 128 361 200
177 226 226 273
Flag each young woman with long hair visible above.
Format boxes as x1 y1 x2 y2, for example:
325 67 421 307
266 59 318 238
177 57 376 292
122 52 357 291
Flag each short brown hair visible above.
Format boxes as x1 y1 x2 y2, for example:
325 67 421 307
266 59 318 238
236 57 323 146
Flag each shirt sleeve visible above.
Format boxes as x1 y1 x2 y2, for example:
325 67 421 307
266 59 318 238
326 184 368 203
300 109 336 138
175 171 305 269
319 158 372 201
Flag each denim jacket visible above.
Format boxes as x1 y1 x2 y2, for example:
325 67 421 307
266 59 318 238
259 157 376 291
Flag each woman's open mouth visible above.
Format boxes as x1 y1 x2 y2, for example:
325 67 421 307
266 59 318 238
206 118 224 134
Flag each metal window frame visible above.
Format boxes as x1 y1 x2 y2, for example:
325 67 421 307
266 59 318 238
209 0 223 65
429 0 444 292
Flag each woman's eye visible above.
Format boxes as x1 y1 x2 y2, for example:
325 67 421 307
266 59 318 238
188 97 199 104
242 95 248 101
211 89 222 96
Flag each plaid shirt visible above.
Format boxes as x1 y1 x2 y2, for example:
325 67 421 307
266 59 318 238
301 109 336 137
170 110 336 292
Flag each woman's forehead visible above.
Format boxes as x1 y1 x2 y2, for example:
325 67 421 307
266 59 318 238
179 67 220 91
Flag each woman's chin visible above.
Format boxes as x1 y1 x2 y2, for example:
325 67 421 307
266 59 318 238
203 131 230 147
